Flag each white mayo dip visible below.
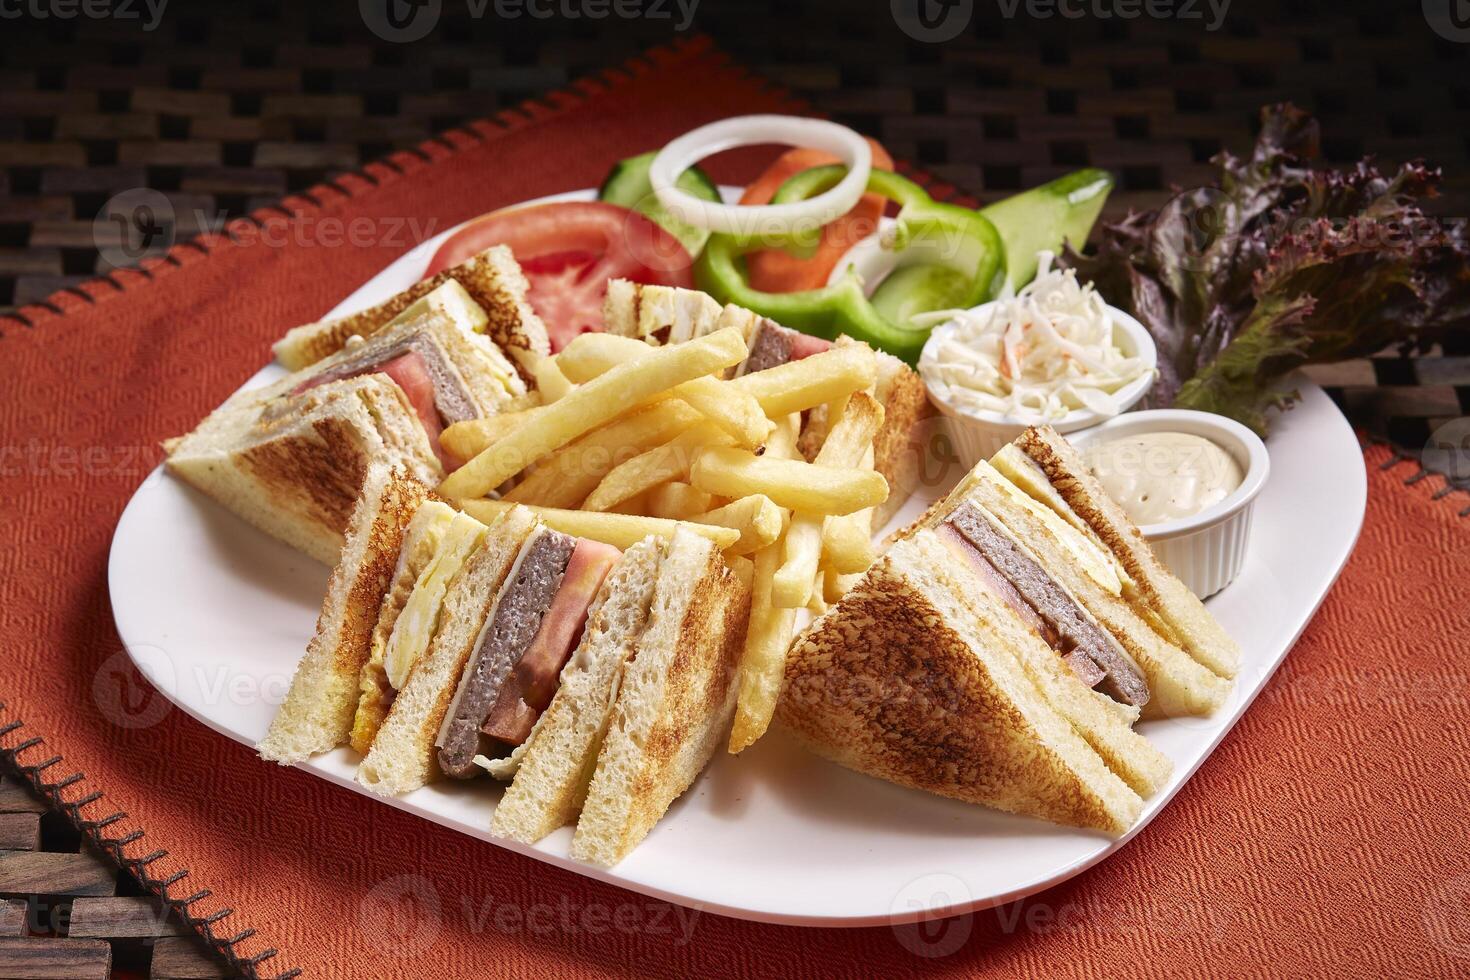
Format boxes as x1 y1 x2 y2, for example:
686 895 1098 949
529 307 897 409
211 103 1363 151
1084 431 1244 525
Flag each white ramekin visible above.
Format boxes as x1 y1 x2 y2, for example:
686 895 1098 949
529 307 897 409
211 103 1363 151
919 301 1158 467
1067 409 1271 599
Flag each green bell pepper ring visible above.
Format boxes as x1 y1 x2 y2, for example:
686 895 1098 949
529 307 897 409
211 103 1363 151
695 167 1004 364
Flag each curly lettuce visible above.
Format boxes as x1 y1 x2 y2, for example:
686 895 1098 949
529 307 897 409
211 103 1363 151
1065 104 1470 435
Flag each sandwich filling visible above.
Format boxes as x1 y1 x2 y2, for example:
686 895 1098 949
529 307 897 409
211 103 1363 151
350 502 482 753
738 318 833 375
940 501 1150 707
436 530 620 778
294 332 478 466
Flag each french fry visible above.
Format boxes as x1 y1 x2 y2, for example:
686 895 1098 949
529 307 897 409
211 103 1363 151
771 392 884 605
821 507 875 574
728 343 877 417
810 390 885 463
583 421 733 512
440 408 539 465
766 412 802 462
823 567 862 604
560 333 773 449
440 327 747 499
502 401 703 509
529 354 573 403
691 494 784 556
818 420 883 575
771 514 823 607
728 541 799 754
457 499 739 551
645 481 716 521
691 448 887 516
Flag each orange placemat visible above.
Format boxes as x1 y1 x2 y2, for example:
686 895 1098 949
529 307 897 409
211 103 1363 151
2 37 1468 978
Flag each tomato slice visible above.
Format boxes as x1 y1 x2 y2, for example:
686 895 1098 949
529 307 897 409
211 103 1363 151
425 201 695 351
739 139 895 294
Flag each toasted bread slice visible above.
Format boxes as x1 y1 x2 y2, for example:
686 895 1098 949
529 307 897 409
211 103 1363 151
491 536 663 844
274 245 549 378
908 529 1174 797
1015 425 1240 679
777 536 1145 835
571 529 751 866
166 375 441 564
870 348 937 528
961 471 1230 718
356 505 538 797
603 279 725 344
257 465 431 763
348 503 487 752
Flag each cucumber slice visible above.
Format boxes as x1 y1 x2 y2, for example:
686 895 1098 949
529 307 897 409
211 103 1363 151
870 264 975 329
979 168 1114 291
598 151 721 255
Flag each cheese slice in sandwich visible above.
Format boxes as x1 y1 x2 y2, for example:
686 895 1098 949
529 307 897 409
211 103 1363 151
257 463 433 763
1003 426 1241 681
348 502 486 753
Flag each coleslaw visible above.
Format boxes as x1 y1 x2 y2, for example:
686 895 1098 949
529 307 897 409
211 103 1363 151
917 252 1155 420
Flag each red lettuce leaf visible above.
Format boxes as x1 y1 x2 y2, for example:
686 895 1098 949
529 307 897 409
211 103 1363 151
1065 103 1470 435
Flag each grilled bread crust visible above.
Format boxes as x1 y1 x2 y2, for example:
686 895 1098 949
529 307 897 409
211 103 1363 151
571 529 751 866
257 465 432 763
165 375 441 565
776 541 1144 835
1016 425 1240 680
870 349 937 528
273 245 550 379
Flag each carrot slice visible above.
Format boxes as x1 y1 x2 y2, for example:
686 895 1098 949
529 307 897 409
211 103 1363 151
739 139 894 294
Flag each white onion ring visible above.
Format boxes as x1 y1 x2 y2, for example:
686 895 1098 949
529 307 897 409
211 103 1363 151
649 115 872 238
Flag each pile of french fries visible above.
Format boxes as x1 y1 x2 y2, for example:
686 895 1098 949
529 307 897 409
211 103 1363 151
436 326 887 754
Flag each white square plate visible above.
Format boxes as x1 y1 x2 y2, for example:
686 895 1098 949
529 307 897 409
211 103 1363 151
108 189 1367 926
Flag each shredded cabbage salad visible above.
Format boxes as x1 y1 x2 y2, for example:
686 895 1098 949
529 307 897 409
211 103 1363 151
917 252 1155 420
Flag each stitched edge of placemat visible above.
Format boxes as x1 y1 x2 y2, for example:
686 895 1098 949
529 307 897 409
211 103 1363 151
0 33 815 980
1367 435 1470 518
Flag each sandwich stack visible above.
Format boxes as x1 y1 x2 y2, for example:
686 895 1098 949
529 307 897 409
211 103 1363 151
776 424 1239 835
258 462 750 865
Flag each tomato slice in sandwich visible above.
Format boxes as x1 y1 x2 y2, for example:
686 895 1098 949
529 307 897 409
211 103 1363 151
424 201 695 351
